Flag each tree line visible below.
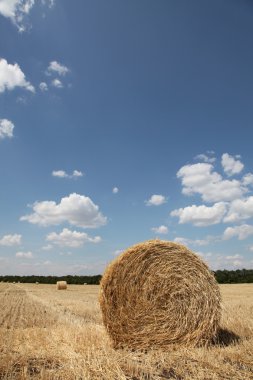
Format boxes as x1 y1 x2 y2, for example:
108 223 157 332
0 269 253 284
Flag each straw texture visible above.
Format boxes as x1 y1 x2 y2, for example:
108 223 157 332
99 240 221 349
56 281 67 290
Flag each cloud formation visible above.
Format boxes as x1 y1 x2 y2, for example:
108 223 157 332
52 170 84 179
151 225 168 234
0 58 34 93
20 193 107 228
0 119 14 139
177 162 245 203
221 153 244 176
0 234 22 246
223 224 253 240
112 187 119 194
52 78 63 88
16 251 33 258
0 0 55 32
39 82 48 91
47 61 69 76
171 202 227 226
146 194 167 206
46 228 101 247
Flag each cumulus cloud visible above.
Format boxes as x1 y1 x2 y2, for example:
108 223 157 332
47 61 69 76
52 78 63 88
112 187 119 194
46 228 101 248
20 193 107 228
39 82 48 91
243 173 253 187
16 251 33 258
171 202 227 226
194 153 216 163
0 119 14 139
0 0 55 32
224 196 253 223
223 224 253 240
0 58 35 93
177 162 246 203
151 225 168 234
221 153 244 176
52 170 84 179
0 234 22 246
145 194 167 206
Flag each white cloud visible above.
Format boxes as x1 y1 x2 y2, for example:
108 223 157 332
0 0 55 32
0 234 21 246
145 194 167 206
225 254 242 260
112 187 119 194
52 170 68 178
52 78 63 88
224 196 253 223
171 202 227 226
249 246 253 252
194 153 216 163
151 225 168 234
0 119 14 139
47 61 69 76
16 251 33 258
72 170 83 178
0 58 35 93
177 162 246 202
243 173 253 187
39 82 48 91
174 236 212 246
46 228 101 248
221 153 244 176
20 193 107 228
52 170 84 179
223 224 253 240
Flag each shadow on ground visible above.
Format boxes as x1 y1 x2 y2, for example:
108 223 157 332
212 328 240 347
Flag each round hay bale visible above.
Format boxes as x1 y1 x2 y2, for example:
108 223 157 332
56 281 67 290
99 240 221 349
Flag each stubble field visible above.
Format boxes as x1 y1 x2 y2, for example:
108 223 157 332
0 282 252 379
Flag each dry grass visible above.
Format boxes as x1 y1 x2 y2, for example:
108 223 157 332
100 240 221 349
0 282 252 379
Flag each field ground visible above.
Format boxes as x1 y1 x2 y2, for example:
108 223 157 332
0 283 252 380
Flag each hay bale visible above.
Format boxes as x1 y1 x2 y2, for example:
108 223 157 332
99 239 221 349
35 282 39 284
56 281 67 290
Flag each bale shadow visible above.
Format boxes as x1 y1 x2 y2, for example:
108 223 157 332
212 328 240 347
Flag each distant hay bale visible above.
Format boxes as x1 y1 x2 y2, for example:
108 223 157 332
36 282 39 284
56 281 67 290
13 282 15 284
83 283 87 285
99 240 221 350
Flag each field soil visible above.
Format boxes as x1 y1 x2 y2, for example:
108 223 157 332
0 283 252 379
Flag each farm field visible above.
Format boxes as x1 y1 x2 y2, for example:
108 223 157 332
0 283 252 380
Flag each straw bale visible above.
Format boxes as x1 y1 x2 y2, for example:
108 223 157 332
99 239 221 349
56 281 67 290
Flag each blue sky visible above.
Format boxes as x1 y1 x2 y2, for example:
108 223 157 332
0 0 253 275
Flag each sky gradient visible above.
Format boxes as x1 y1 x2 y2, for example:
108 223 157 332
0 0 253 275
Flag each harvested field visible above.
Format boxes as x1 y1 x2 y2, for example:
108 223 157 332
0 282 252 379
